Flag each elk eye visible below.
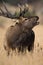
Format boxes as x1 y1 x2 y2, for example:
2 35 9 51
16 22 18 24
25 18 28 20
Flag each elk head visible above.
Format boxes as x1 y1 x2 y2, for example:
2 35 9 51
21 16 39 30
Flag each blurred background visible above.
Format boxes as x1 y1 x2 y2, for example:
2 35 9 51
0 0 43 5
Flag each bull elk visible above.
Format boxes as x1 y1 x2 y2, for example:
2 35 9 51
0 0 39 55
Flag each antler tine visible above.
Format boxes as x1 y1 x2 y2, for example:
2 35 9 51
18 4 28 17
18 4 22 17
0 8 5 14
2 0 12 16
0 8 7 16
0 7 11 18
18 4 25 17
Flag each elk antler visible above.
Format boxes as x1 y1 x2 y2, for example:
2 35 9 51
0 0 20 19
0 0 39 21
18 4 28 17
0 0 29 19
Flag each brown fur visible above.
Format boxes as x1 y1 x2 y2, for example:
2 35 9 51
4 16 39 55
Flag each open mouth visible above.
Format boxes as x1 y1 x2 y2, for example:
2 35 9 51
33 21 39 28
34 21 39 26
35 21 39 25
37 21 39 25
35 16 39 25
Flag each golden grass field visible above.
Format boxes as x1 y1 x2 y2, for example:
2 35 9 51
0 5 43 65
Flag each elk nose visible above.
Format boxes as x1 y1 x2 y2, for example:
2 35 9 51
36 16 39 21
